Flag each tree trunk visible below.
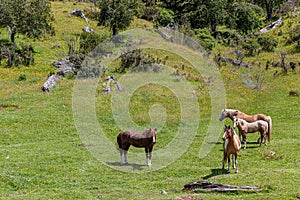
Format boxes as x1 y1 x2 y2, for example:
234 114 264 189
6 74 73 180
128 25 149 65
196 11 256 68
265 1 273 21
112 24 117 36
10 31 16 45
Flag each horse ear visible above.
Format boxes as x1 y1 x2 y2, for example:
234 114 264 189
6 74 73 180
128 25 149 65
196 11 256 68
228 125 231 129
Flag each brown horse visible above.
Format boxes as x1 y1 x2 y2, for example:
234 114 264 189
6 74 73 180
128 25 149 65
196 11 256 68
219 109 272 143
222 125 241 173
234 118 269 149
117 128 157 166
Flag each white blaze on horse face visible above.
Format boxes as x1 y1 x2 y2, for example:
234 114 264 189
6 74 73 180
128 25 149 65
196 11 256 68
153 135 156 143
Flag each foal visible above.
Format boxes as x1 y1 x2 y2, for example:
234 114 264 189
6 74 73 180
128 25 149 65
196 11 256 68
234 118 269 149
222 125 241 173
219 108 272 143
117 128 157 166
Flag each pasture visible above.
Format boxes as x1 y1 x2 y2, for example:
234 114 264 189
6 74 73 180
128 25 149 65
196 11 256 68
0 2 299 199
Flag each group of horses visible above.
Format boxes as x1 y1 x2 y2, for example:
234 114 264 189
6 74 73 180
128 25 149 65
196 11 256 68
116 108 272 174
219 108 272 173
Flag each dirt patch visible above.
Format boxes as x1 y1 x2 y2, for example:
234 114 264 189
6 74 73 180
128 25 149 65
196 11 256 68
0 104 19 110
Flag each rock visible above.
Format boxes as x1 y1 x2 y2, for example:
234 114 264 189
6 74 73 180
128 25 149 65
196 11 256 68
161 190 167 195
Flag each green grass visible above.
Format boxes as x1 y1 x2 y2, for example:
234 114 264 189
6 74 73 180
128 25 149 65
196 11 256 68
0 2 300 199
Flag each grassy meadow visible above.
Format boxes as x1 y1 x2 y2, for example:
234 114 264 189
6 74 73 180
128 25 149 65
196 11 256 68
0 1 300 199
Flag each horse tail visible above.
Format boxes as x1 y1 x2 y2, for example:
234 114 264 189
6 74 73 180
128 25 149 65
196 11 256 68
117 132 123 148
267 116 272 143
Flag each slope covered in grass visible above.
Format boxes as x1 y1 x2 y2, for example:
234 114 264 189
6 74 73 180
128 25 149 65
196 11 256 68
0 1 299 199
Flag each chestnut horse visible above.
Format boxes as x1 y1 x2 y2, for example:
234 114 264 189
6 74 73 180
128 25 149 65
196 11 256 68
222 125 241 173
117 128 157 166
234 118 269 149
219 109 272 143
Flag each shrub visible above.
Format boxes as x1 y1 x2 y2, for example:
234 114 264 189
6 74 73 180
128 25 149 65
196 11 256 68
257 36 278 52
78 32 110 54
157 8 174 27
289 25 300 49
18 74 26 81
242 39 260 56
194 28 216 51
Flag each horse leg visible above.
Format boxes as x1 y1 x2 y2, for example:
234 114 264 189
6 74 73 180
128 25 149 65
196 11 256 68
227 155 231 174
222 152 226 170
124 150 128 164
234 154 238 173
145 148 151 166
242 133 247 149
119 149 124 165
232 154 236 169
263 131 267 146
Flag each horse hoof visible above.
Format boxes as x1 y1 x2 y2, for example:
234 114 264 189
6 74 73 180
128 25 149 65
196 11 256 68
227 171 230 174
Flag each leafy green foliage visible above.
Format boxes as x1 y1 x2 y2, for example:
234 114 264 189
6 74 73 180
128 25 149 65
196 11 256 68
119 49 162 73
234 3 264 34
242 38 260 56
0 0 54 44
98 0 134 35
194 28 216 51
289 25 300 45
252 0 285 21
257 36 278 52
78 32 110 54
157 8 175 27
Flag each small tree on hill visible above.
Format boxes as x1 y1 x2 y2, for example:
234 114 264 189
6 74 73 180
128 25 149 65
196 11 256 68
0 0 54 45
98 0 135 36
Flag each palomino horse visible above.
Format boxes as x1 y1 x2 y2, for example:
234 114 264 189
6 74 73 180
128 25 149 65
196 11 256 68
219 108 272 143
234 118 269 149
117 128 157 166
222 125 241 173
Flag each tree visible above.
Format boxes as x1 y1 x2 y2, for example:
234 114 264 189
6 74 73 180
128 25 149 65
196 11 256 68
0 0 54 45
253 0 284 21
98 0 135 35
234 3 264 34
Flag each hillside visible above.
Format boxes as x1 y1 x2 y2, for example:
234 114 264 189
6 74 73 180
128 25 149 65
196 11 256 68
0 1 299 199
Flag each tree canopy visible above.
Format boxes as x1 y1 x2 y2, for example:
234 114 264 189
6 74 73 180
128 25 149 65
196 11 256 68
0 0 54 44
98 0 135 35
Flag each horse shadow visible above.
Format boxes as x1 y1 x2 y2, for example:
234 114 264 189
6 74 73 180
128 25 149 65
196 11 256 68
107 162 145 171
202 168 228 180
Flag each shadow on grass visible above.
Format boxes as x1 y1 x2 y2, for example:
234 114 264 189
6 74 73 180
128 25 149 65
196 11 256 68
106 162 145 171
202 168 228 179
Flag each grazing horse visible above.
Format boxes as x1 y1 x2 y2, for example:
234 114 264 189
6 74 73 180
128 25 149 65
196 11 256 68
219 108 272 143
222 125 241 173
117 128 157 166
234 118 269 149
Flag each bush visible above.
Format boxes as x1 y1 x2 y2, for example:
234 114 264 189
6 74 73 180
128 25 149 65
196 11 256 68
157 8 174 27
242 39 260 56
18 74 26 81
194 28 216 51
118 49 162 73
257 36 278 52
78 32 110 54
289 25 300 46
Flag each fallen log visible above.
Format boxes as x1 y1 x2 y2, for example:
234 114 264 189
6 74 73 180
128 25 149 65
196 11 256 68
255 17 283 35
183 180 260 192
41 75 60 92
220 57 249 68
103 76 124 94
157 28 172 42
